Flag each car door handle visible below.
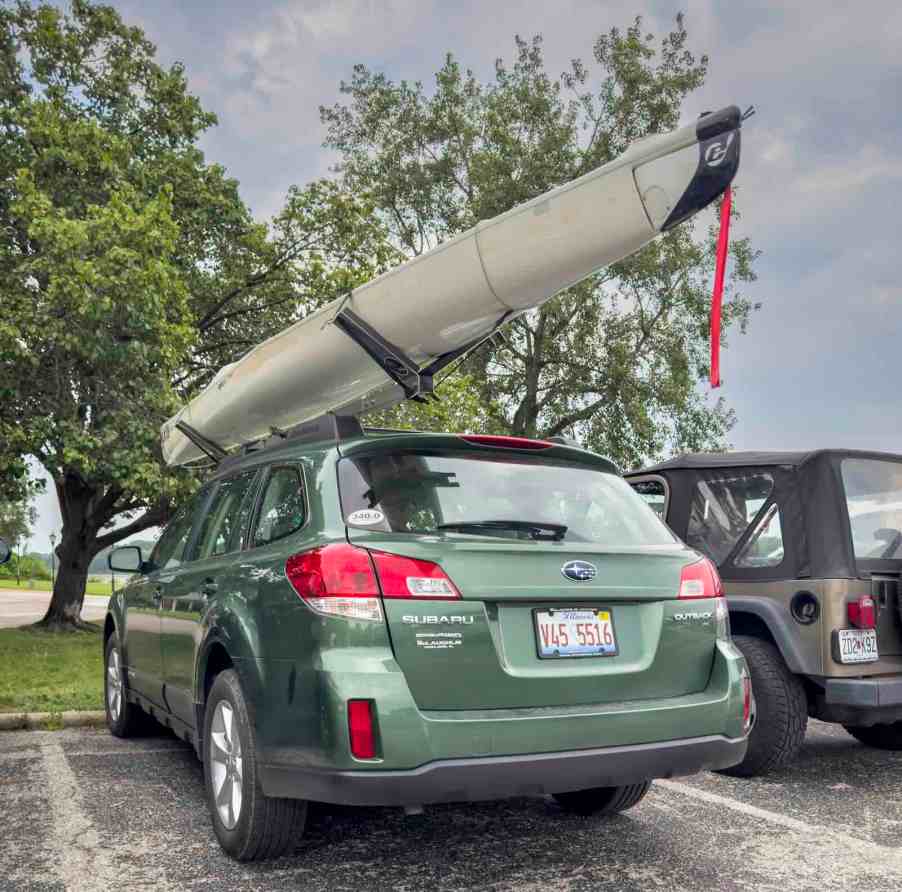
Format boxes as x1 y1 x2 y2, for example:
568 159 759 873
201 579 219 598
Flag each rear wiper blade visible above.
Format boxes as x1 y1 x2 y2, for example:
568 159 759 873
436 520 567 541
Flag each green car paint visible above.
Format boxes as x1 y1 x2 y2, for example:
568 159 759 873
105 429 749 810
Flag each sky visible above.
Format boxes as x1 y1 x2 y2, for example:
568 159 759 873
26 0 902 551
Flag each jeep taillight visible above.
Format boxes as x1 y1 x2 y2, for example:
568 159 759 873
370 550 460 600
678 557 724 599
848 595 877 630
286 544 382 621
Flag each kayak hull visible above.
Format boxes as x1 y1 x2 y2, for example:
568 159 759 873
163 107 743 466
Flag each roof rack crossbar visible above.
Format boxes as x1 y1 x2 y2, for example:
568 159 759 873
175 421 229 463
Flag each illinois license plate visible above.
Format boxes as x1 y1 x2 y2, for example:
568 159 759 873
836 628 879 664
534 608 617 659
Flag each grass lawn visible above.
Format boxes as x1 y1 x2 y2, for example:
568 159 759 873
0 627 104 713
0 578 114 596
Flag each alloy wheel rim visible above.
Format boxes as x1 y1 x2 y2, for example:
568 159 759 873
106 648 123 721
209 701 243 830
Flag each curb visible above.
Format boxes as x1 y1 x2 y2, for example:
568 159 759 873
0 710 106 731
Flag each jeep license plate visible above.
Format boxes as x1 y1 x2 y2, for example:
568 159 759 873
836 628 879 664
535 609 617 659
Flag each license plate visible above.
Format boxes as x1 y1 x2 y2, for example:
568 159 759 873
836 628 879 664
534 608 617 659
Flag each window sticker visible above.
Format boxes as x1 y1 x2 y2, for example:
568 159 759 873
347 509 386 526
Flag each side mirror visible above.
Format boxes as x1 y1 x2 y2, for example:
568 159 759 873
108 545 144 574
0 539 10 565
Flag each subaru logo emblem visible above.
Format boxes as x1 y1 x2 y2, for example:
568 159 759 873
561 560 597 582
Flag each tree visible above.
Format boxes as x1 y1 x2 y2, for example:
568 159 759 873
0 1 393 628
322 16 759 467
0 498 37 547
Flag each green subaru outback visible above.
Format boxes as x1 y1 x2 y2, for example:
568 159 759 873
105 415 751 860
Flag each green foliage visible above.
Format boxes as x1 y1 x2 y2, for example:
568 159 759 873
0 498 37 545
369 374 504 434
323 16 760 467
0 552 51 580
0 1 394 621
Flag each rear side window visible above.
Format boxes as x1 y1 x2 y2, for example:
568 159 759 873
252 466 306 547
338 451 676 546
732 502 785 568
191 471 259 560
630 478 668 519
685 471 782 566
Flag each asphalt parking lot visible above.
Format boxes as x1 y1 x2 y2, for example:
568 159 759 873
1 720 901 892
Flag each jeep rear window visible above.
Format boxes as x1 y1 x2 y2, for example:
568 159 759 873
338 451 676 546
842 459 902 561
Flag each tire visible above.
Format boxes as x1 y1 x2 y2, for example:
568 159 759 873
843 722 902 750
203 669 307 861
104 632 146 738
718 635 807 778
553 781 651 817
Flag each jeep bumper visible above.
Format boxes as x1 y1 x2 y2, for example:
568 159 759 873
259 734 747 806
817 676 902 725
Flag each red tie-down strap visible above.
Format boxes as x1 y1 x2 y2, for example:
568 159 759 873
710 186 732 389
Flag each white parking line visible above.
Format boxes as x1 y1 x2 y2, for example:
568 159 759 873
39 740 183 891
0 745 187 763
40 740 120 892
658 779 902 869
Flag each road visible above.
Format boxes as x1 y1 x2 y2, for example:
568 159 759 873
1 720 901 891
0 589 110 628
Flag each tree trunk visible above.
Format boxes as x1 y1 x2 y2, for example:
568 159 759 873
39 537 94 629
35 476 99 631
34 471 172 631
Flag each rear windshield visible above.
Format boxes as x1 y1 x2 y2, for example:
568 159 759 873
842 459 902 561
338 451 677 546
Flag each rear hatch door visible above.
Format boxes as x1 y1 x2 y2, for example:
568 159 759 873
349 531 714 710
339 439 717 711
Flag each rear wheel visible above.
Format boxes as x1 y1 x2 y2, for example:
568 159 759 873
553 781 651 816
104 633 146 738
844 722 902 750
203 669 307 860
718 635 807 777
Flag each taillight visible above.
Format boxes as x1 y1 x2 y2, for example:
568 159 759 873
848 595 877 630
678 557 723 599
347 700 377 759
460 434 553 450
285 544 382 621
370 550 460 599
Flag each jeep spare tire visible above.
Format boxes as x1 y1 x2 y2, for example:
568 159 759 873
718 635 808 778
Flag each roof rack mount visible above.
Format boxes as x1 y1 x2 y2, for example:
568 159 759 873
332 302 510 405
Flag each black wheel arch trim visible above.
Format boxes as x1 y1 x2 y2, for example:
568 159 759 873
727 596 813 675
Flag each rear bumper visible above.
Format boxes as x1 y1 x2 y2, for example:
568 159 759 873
259 734 747 805
818 676 902 725
826 677 902 708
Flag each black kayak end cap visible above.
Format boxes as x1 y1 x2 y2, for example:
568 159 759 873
697 105 742 142
660 106 742 231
